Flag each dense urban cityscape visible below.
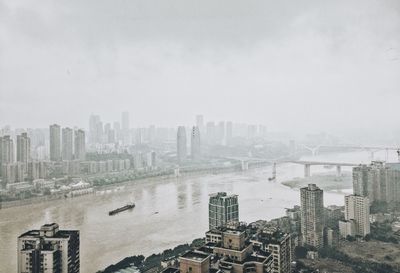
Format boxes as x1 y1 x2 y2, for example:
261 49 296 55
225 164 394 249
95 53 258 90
2 112 400 273
2 0 400 272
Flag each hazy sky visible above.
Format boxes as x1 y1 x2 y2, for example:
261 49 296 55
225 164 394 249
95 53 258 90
0 0 399 135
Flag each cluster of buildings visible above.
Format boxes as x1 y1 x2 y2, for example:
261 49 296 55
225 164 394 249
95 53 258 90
299 183 370 249
14 170 384 273
160 192 292 273
177 126 201 164
88 112 178 148
176 116 269 165
194 115 268 147
0 125 86 188
353 161 400 204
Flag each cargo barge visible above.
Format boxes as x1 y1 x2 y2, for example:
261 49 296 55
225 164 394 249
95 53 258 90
109 202 135 216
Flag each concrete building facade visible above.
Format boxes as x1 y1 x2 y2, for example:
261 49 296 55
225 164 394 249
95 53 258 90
300 184 324 249
209 192 239 230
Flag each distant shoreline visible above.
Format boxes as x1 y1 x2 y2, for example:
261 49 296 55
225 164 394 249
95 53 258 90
0 163 269 210
280 171 353 193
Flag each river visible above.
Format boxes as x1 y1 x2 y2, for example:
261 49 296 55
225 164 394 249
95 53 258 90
0 150 396 272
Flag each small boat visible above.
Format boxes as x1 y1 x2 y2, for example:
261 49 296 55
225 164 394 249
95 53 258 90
109 202 135 216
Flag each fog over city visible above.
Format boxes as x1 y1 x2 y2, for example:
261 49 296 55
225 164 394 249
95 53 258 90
3 1 400 273
1 0 399 139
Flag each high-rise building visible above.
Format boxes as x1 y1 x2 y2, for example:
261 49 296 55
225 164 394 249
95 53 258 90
196 114 204 133
206 121 216 144
177 126 187 164
16 132 30 166
121 112 130 145
62 127 73 161
208 192 239 230
212 227 274 273
1 163 16 186
74 129 86 161
0 135 14 165
353 161 400 203
113 121 121 142
18 223 80 273
300 184 324 249
342 195 370 237
49 124 61 161
89 114 101 143
251 228 292 273
191 126 201 161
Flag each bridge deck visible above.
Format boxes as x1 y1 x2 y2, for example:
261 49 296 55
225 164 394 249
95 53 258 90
289 161 359 166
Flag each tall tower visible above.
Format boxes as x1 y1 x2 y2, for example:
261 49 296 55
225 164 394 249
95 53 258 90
17 133 30 166
177 126 187 164
1 135 14 164
191 126 201 161
62 127 73 161
49 124 61 161
300 184 324 249
18 223 80 273
344 195 370 237
196 115 204 132
121 111 130 145
88 114 101 143
208 192 239 230
74 129 86 161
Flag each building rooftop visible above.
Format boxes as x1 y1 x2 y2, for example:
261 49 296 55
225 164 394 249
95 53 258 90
19 229 78 239
180 251 210 262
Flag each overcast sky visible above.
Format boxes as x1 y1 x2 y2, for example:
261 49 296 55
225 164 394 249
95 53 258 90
0 0 399 136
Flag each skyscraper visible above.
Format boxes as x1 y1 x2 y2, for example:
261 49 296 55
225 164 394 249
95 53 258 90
208 192 239 230
121 111 130 144
121 111 130 131
49 124 61 161
191 126 201 161
88 114 101 143
74 129 86 161
18 223 80 273
353 161 400 204
0 135 14 164
300 184 324 249
206 121 216 144
16 132 30 166
177 126 187 164
343 195 370 237
196 114 204 132
62 127 73 161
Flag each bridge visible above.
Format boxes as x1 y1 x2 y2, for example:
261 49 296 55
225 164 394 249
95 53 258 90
288 160 359 178
302 144 400 161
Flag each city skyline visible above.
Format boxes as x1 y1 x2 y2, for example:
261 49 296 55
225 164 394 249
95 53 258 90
1 0 400 272
1 1 400 136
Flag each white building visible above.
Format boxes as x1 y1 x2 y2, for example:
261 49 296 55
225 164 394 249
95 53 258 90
342 195 370 237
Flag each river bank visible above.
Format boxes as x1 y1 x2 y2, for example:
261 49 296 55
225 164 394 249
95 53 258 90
0 162 267 210
280 171 353 194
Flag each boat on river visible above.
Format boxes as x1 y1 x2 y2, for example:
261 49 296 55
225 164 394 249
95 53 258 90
109 202 135 216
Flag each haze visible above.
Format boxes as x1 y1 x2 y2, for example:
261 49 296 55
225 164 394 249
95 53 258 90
0 0 399 137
